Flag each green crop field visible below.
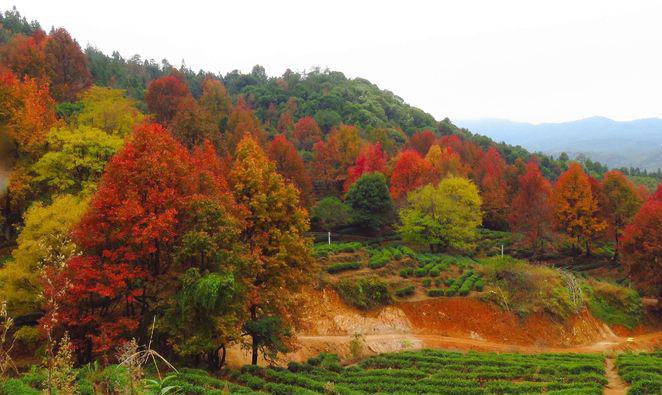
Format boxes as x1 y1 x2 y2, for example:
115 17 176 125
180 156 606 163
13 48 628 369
168 350 608 394
616 352 662 395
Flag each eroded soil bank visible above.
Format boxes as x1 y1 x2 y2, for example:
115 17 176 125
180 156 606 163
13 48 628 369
225 287 662 366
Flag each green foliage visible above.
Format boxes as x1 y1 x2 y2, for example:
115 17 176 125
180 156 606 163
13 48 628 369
231 349 606 394
242 316 292 364
335 277 392 310
228 68 438 135
394 285 415 298
427 288 445 297
399 177 482 252
326 261 362 274
313 242 363 258
311 196 352 232
480 256 583 318
583 280 642 329
345 173 393 231
616 352 662 395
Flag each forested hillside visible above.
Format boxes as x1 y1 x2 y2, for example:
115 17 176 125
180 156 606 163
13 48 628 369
0 7 660 395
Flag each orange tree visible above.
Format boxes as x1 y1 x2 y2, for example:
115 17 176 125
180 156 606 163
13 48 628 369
553 162 606 256
230 134 314 365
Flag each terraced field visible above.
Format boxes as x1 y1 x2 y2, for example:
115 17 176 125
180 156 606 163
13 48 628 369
616 352 662 395
172 349 609 394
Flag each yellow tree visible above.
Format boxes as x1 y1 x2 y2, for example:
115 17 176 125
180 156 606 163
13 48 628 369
553 162 606 255
76 86 145 136
0 194 88 315
230 134 314 365
398 177 482 252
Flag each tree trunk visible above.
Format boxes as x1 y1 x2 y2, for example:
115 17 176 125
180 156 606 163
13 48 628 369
613 229 619 261
250 305 259 365
219 344 226 369
584 240 591 257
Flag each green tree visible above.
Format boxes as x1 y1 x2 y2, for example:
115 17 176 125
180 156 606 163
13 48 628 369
31 126 122 195
398 177 482 252
0 194 88 315
165 197 247 369
311 196 352 232
345 173 393 232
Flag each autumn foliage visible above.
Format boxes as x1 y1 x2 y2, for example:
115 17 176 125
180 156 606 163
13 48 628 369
509 160 554 255
620 185 662 296
553 162 606 255
390 149 432 199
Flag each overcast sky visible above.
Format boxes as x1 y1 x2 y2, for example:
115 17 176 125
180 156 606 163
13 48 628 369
4 0 662 123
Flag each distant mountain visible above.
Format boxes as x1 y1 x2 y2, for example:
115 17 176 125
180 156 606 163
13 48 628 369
455 116 662 171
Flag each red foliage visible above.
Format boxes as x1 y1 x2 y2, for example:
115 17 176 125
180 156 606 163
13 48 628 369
222 97 265 156
344 142 387 191
43 28 92 102
389 149 432 199
509 160 554 253
406 129 436 155
145 72 192 125
53 123 200 355
268 135 313 206
311 137 343 194
1 30 48 80
475 147 509 229
621 190 662 296
292 116 322 151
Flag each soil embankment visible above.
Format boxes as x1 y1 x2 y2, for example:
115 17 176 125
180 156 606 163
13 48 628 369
225 287 662 367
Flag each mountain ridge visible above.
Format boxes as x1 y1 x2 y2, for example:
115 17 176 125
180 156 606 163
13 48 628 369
455 116 662 170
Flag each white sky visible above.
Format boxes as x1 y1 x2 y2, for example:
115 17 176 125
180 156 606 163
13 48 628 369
4 0 662 123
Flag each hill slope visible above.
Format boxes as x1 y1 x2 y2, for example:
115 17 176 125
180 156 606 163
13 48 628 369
456 117 662 171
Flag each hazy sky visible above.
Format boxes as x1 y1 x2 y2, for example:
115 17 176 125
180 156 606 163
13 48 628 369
4 0 662 123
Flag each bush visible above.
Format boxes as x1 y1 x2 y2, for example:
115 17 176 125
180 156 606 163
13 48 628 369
584 280 642 329
395 285 415 298
475 279 485 291
429 268 441 277
327 261 362 274
313 242 363 257
414 268 427 277
400 268 414 277
368 253 390 269
427 289 445 297
0 379 40 395
335 277 392 310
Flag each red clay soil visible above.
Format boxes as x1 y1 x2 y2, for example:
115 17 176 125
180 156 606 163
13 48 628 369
399 297 612 347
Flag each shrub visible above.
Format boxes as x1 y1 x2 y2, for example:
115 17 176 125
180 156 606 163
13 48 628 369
326 261 361 274
414 268 427 277
335 277 392 310
429 268 440 277
427 289 445 297
475 279 485 291
584 280 642 329
368 253 390 269
0 379 40 395
400 268 414 277
313 242 363 257
395 285 415 298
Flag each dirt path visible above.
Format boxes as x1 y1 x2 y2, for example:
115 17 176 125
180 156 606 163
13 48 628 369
604 357 628 395
226 331 662 367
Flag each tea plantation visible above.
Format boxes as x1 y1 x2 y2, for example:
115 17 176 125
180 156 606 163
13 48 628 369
616 352 662 395
168 350 610 394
